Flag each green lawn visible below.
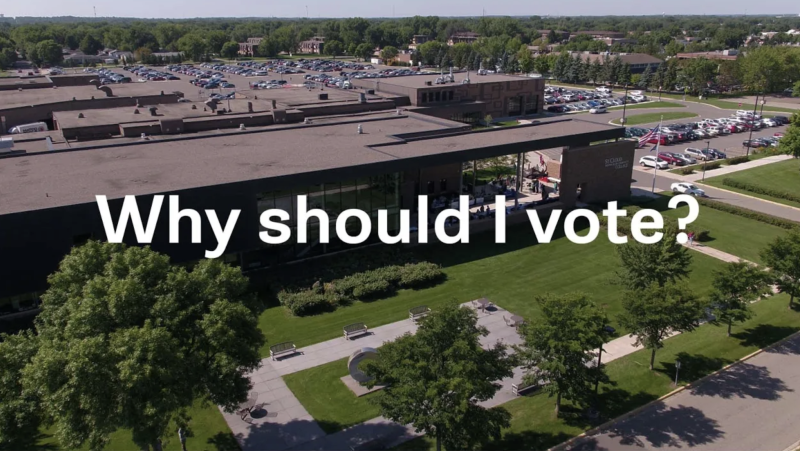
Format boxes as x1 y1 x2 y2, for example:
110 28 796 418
611 112 698 126
702 159 800 209
644 194 789 264
257 223 726 355
608 101 685 110
394 292 800 450
284 358 382 434
31 399 237 451
658 93 800 114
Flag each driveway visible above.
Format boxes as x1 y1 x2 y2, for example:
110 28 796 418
572 333 800 451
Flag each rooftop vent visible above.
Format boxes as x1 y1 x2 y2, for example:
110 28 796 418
318 93 328 100
358 93 367 104
77 113 85 118
357 124 363 135
140 133 148 140
149 107 158 117
133 109 140 114
247 101 253 113
239 124 246 130
425 81 432 86
304 118 312 124
191 104 197 110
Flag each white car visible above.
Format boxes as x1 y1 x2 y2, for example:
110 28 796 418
639 156 669 170
589 106 607 114
671 182 706 197
762 118 778 127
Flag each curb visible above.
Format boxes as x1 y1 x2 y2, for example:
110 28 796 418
693 182 800 214
550 330 800 451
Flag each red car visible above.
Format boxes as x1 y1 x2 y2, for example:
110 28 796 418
648 135 669 145
658 152 684 166
774 132 785 137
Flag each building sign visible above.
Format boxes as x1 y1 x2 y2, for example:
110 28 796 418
605 157 629 170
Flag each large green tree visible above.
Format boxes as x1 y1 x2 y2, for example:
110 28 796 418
778 112 800 159
323 39 344 59
619 283 704 370
363 302 513 451
177 33 208 61
380 45 399 63
18 242 265 451
35 39 62 65
220 41 239 60
515 294 608 416
79 34 103 56
761 230 800 309
615 227 693 291
709 261 771 336
0 332 41 448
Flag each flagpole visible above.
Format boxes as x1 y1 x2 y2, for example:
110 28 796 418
651 116 663 193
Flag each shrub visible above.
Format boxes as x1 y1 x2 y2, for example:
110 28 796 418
727 155 750 165
721 178 800 204
704 161 722 171
352 279 394 300
279 290 335 316
398 262 445 288
678 167 695 175
695 197 800 230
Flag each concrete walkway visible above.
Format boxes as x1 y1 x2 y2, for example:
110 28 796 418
223 301 658 451
684 243 752 264
681 155 794 182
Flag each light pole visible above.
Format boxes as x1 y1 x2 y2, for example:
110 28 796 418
703 140 711 181
620 84 629 126
745 92 759 156
674 360 682 387
760 99 766 117
594 326 616 396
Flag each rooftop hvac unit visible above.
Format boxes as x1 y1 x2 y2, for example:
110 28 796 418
0 137 14 153
425 81 432 86
318 93 328 100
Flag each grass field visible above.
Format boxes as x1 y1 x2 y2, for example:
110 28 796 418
256 222 726 355
393 292 800 450
611 112 698 126
703 158 800 209
31 398 237 451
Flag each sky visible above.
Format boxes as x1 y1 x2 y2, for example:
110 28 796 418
1 0 798 19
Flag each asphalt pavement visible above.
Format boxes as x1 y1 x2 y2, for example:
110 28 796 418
572 333 800 451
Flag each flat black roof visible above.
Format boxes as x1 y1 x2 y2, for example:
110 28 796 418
0 114 624 215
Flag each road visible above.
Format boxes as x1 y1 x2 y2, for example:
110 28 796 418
630 166 800 222
572 333 800 451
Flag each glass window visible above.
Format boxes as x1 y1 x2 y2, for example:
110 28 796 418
421 92 427 103
449 90 454 101
371 175 388 212
435 91 441 102
440 178 447 192
427 181 435 194
525 95 539 114
356 177 373 215
324 182 342 219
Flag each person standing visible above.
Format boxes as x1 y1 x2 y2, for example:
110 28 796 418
688 232 695 246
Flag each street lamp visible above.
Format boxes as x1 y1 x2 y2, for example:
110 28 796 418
745 92 760 156
620 84 630 126
702 140 711 181
674 359 682 387
594 325 616 396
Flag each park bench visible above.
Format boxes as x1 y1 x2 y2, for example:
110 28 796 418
511 381 539 397
269 341 297 361
344 322 369 340
409 305 431 322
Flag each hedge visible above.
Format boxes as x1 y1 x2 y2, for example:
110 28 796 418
721 178 800 204
727 155 751 165
279 261 446 316
695 197 800 231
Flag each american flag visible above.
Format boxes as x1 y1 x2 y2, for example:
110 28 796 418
637 125 659 148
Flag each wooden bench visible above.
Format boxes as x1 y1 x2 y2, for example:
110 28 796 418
409 305 431 322
344 322 369 340
270 341 297 361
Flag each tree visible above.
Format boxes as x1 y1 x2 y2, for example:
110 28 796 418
709 262 771 336
588 58 603 84
35 39 62 65
619 283 704 370
664 39 684 57
324 39 344 59
651 62 667 91
553 52 569 81
0 332 41 448
257 36 280 58
761 230 800 309
639 64 652 90
547 29 560 44
354 43 373 62
794 80 800 97
680 57 718 94
617 62 632 86
177 33 208 62
380 45 399 63
20 242 265 451
220 41 239 60
205 31 229 55
615 227 693 291
363 303 513 451
518 49 535 74
514 294 608 416
778 112 800 159
79 34 103 56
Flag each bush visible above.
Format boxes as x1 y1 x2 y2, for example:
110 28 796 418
727 155 750 165
352 279 394 300
695 197 800 230
704 161 722 171
398 262 445 288
678 167 695 175
279 290 336 316
721 178 800 204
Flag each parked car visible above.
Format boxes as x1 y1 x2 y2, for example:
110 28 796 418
589 105 607 114
685 147 712 161
671 182 706 197
675 153 697 165
707 148 727 159
742 139 767 148
657 152 684 166
639 155 669 170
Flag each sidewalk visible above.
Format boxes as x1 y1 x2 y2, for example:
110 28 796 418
682 155 793 182
683 243 752 264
